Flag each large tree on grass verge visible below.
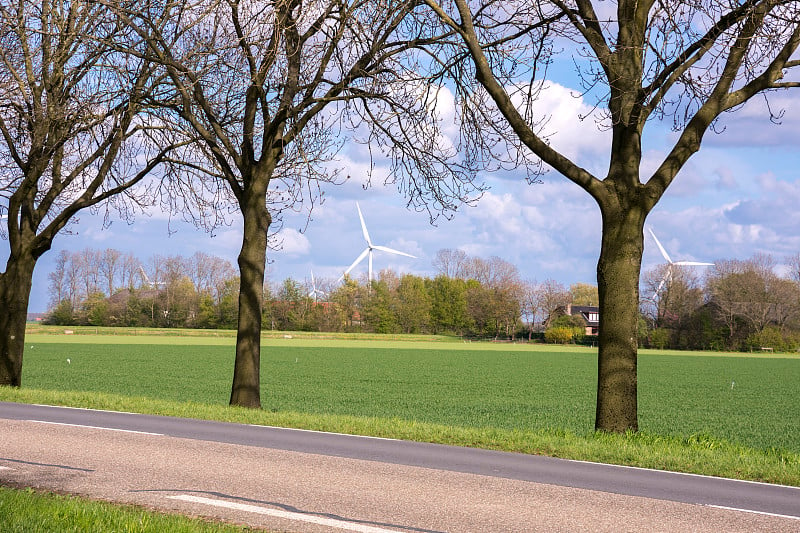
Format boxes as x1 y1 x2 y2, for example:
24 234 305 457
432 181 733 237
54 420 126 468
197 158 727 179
116 0 479 408
0 0 173 387
421 0 800 431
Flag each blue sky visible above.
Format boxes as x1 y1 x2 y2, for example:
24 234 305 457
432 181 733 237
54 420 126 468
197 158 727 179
7 79 800 313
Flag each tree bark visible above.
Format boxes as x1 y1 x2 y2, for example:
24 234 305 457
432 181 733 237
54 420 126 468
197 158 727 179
229 183 271 409
594 202 648 433
0 254 36 387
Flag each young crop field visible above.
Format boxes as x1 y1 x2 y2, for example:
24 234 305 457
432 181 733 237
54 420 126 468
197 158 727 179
16 334 800 455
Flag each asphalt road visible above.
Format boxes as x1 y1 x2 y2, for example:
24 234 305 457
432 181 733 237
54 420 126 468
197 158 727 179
2 401 799 532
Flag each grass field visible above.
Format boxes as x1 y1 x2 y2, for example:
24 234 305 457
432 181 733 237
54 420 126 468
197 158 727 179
3 331 799 484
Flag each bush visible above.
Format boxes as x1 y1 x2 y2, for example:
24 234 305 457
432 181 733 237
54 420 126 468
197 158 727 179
648 328 670 349
744 326 800 353
577 334 598 346
44 300 75 326
545 326 577 344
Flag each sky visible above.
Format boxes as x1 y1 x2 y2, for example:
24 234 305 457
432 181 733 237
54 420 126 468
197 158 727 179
6 66 800 314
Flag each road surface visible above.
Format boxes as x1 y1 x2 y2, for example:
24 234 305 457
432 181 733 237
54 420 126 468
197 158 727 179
1 402 799 532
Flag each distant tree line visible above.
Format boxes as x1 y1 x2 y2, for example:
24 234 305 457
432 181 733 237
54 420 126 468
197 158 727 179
46 249 239 329
44 247 800 352
44 248 592 339
640 253 800 352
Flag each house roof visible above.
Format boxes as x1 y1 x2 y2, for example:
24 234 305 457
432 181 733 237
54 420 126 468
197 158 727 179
570 305 599 326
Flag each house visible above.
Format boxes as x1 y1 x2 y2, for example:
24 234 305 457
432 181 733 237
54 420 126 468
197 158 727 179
566 304 599 336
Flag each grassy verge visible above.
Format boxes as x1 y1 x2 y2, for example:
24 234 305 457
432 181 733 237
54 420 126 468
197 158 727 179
0 486 258 532
1 387 798 487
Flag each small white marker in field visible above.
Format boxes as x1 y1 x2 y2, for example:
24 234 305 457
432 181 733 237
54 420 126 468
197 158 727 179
66 358 71 365
730 380 735 389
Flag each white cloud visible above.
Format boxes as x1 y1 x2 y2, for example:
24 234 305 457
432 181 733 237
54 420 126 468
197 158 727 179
271 228 311 257
510 81 611 167
704 93 800 147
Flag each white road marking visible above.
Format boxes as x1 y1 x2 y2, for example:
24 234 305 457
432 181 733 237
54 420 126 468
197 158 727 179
706 504 800 521
168 494 405 533
568 457 800 491
32 403 141 416
27 420 163 436
247 423 402 442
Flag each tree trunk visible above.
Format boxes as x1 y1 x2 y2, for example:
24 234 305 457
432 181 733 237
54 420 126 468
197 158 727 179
0 254 36 387
594 205 647 433
229 185 271 409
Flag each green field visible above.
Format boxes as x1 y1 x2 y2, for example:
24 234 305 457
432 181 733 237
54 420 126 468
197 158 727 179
13 333 800 454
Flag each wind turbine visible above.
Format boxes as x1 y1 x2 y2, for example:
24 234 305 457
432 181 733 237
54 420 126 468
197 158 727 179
138 266 166 290
308 269 326 301
648 227 713 299
339 202 417 283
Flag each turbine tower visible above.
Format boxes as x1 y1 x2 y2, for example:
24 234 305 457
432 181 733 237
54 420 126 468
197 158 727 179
648 227 713 299
308 269 326 301
339 202 416 283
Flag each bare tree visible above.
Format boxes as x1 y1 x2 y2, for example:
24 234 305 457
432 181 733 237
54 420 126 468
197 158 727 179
433 248 470 278
99 248 123 296
115 0 478 407
120 253 143 290
788 253 800 283
420 0 800 431
77 248 102 298
707 255 800 344
0 1 174 386
642 264 703 328
537 279 572 328
520 279 542 335
189 251 237 301
47 251 70 308
64 254 83 311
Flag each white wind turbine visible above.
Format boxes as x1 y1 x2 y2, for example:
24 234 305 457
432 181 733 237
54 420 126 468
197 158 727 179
339 202 417 283
648 227 713 299
308 269 326 301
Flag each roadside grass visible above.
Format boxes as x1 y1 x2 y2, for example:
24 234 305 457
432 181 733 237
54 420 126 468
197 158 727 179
0 486 257 532
4 332 799 486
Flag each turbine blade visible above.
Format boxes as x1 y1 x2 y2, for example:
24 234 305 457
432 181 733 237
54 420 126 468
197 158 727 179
673 261 715 267
344 248 370 276
655 273 668 297
373 245 417 259
356 202 372 246
648 227 673 264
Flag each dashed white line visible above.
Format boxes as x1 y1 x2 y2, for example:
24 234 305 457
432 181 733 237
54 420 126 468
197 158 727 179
168 494 405 533
706 504 800 521
26 420 163 436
